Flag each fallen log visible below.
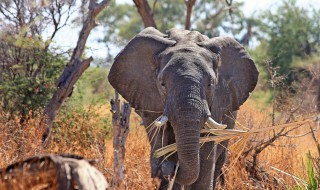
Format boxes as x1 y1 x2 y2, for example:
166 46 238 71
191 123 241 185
0 154 108 190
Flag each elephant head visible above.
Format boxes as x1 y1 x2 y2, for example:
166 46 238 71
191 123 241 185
108 27 258 185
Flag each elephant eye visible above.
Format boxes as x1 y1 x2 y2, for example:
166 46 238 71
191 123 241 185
161 82 166 86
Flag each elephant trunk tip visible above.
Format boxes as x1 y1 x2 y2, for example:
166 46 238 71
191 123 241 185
175 163 199 185
161 161 199 186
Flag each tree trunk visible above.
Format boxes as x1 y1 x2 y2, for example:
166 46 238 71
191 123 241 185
40 0 111 147
185 0 196 30
317 77 320 112
133 0 157 28
111 92 131 189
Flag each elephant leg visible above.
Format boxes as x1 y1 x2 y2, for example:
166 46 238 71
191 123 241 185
212 111 237 188
138 111 173 187
159 126 181 189
212 143 227 189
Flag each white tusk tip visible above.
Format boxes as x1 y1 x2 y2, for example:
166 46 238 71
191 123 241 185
155 115 168 127
206 117 227 129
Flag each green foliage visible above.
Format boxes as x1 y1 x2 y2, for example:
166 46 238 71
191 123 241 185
97 1 142 46
152 0 185 31
194 0 244 38
249 41 269 83
67 67 114 106
97 0 186 46
0 34 66 120
257 0 320 75
98 0 245 53
306 153 318 190
295 141 320 190
296 152 320 190
250 88 273 110
0 0 77 121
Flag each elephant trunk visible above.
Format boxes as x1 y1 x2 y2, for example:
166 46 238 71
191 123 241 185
167 82 207 185
173 120 201 185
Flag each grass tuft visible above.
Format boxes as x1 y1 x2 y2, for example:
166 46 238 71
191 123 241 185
154 119 312 159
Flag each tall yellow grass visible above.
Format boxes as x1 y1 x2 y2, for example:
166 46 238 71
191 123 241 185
0 100 318 189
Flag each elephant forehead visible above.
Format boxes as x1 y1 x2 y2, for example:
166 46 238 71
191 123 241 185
166 28 209 43
161 43 212 57
159 56 212 81
160 45 216 68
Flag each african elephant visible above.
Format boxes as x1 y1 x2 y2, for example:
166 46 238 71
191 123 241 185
108 27 259 189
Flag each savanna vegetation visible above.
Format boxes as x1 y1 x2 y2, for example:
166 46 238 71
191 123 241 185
0 0 319 189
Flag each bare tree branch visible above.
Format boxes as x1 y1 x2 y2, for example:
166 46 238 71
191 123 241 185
225 0 232 6
0 4 16 22
41 0 111 147
309 125 320 158
240 60 318 178
152 0 158 13
285 77 316 122
285 128 318 138
48 0 75 42
133 0 157 28
185 0 196 30
201 5 234 31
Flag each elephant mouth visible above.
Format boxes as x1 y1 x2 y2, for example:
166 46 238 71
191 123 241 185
155 114 226 129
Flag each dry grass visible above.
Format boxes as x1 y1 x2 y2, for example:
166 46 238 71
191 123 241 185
217 101 319 190
0 100 319 189
154 120 312 159
0 105 158 189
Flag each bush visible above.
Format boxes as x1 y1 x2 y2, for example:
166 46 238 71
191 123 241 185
257 0 320 75
0 33 66 122
67 67 114 106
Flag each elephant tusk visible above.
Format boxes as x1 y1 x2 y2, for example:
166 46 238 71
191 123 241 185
205 117 227 129
155 115 168 127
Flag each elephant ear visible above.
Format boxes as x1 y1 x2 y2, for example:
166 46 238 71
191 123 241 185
108 27 176 112
200 37 259 117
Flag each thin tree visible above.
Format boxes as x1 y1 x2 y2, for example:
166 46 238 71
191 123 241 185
185 0 196 30
0 0 75 123
41 0 111 147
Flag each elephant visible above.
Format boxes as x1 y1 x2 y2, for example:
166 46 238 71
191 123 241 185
108 27 259 189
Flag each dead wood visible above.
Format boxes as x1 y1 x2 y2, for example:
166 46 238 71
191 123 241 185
110 92 131 189
0 154 108 190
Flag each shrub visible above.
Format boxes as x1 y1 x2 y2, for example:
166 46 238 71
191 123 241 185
0 33 66 122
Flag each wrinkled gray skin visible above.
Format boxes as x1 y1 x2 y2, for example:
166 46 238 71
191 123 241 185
108 27 259 189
